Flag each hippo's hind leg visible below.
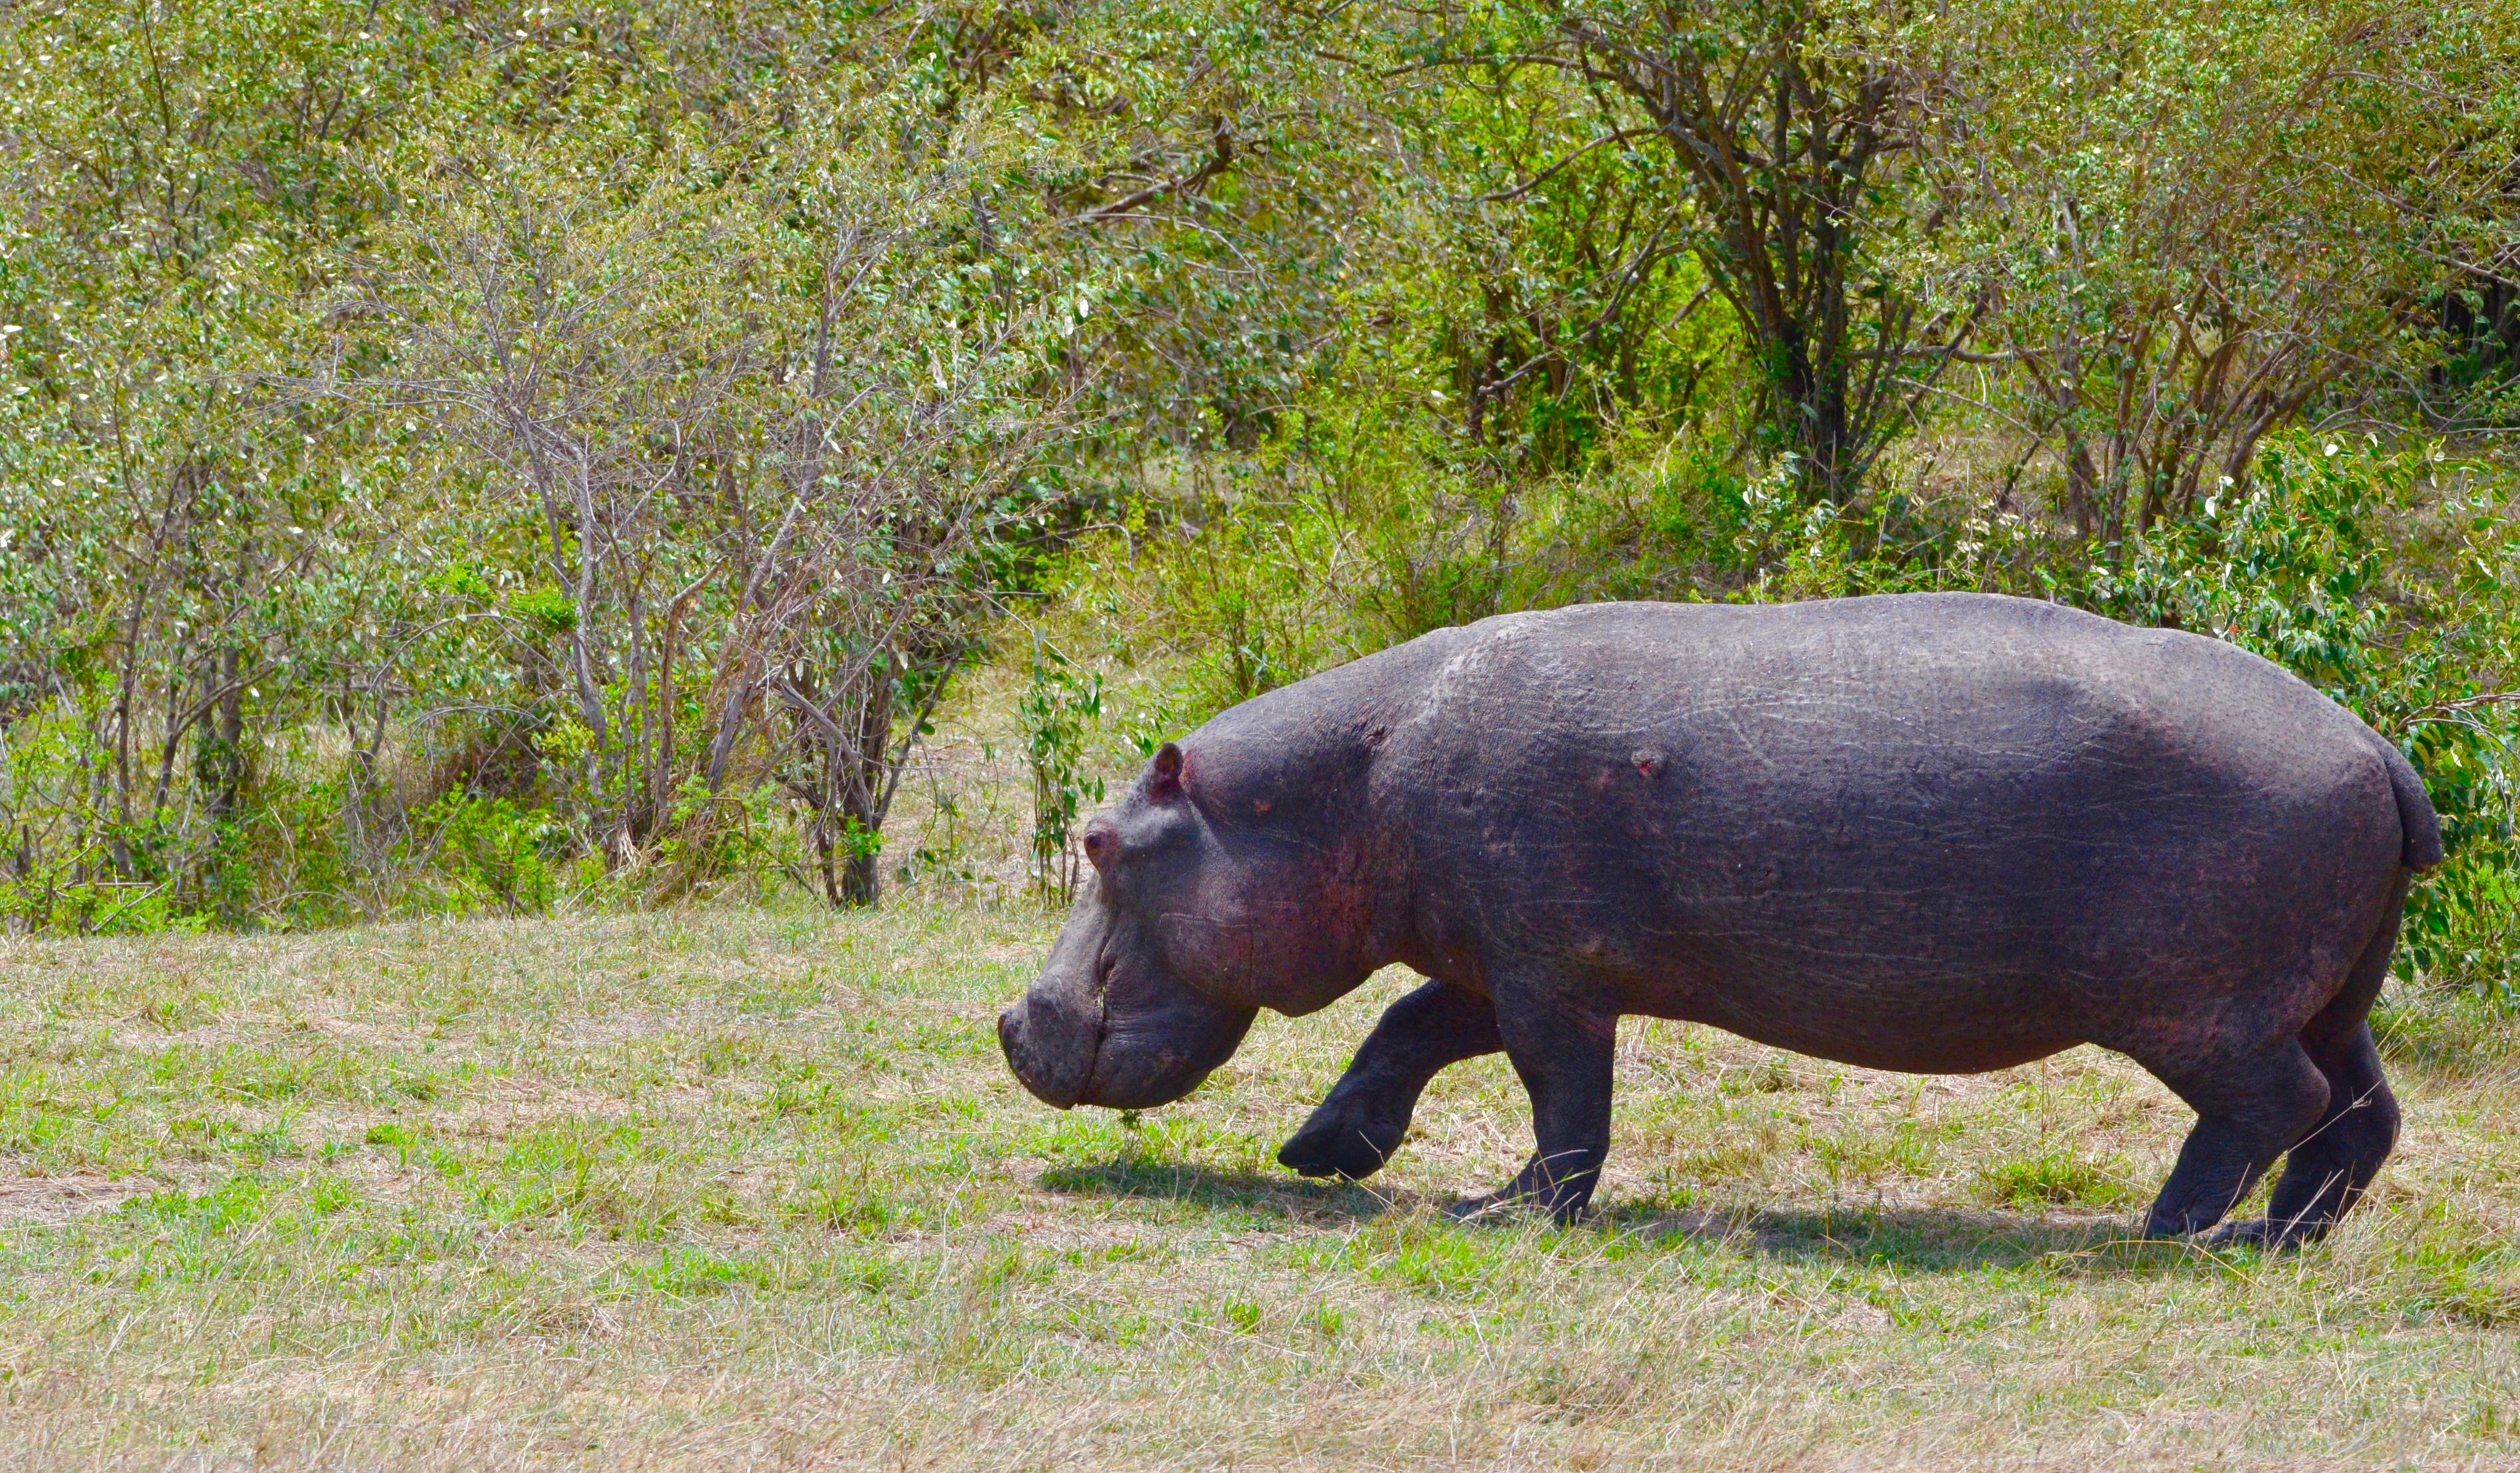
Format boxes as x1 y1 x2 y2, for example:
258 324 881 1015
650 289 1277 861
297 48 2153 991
1278 980 1502 1182
2140 883 2409 1247
2210 1021 2399 1248
2138 1040 2330 1240
2210 886 2406 1249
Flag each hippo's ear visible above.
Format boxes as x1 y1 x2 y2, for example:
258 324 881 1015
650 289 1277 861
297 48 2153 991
1148 741 1186 802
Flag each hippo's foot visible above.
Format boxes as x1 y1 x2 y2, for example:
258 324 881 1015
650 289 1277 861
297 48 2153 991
1276 1097 1410 1181
1441 1188 1589 1228
2199 1216 2326 1252
1443 1153 1599 1228
1442 1191 1521 1223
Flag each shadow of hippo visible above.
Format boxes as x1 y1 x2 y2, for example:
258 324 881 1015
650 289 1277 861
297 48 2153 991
1037 1159 2175 1273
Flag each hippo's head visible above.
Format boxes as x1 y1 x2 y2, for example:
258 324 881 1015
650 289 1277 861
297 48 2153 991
998 737 1393 1111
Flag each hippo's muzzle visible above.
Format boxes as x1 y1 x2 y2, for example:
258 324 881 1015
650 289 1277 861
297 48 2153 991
1001 882 1258 1112
998 995 1095 1109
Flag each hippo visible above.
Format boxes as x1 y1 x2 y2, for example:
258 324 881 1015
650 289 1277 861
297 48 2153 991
997 594 2440 1247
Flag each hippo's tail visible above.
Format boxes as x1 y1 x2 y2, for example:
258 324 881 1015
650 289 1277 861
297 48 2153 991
2376 735 2444 871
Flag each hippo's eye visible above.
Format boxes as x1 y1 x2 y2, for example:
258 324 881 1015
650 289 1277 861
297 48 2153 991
1082 829 1114 866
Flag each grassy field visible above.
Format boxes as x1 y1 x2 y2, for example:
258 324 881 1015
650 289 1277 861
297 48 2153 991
2 903 2518 1470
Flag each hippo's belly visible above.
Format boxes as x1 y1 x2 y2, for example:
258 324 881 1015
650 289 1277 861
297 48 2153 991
1637 958 2095 1075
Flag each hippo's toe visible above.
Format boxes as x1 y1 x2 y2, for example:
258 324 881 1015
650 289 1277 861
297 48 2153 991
2201 1216 2326 1252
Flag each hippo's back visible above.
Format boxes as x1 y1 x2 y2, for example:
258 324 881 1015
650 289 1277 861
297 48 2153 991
1389 594 2420 1071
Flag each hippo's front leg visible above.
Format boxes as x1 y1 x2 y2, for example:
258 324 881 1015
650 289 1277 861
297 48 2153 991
1279 979 1503 1181
1449 984 1618 1226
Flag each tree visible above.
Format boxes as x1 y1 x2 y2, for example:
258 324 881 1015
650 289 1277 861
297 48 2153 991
330 70 1086 907
1537 0 1976 505
1929 0 2520 546
0 0 427 918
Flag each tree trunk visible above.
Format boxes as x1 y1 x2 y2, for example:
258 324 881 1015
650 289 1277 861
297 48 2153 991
838 840 880 908
835 653 895 908
193 647 249 917
197 649 246 826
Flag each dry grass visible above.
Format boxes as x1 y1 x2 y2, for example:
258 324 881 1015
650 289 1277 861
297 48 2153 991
2 902 2518 1470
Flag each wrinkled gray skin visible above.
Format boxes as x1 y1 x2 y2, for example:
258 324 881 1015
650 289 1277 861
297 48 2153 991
998 594 2441 1247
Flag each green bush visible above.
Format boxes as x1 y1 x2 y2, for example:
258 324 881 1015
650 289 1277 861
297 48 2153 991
404 793 562 917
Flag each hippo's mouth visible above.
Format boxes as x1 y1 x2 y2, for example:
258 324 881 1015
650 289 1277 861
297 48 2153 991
1072 939 1116 1108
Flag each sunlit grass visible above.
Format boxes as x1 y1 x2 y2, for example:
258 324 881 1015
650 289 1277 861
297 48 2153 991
0 902 2516 1468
